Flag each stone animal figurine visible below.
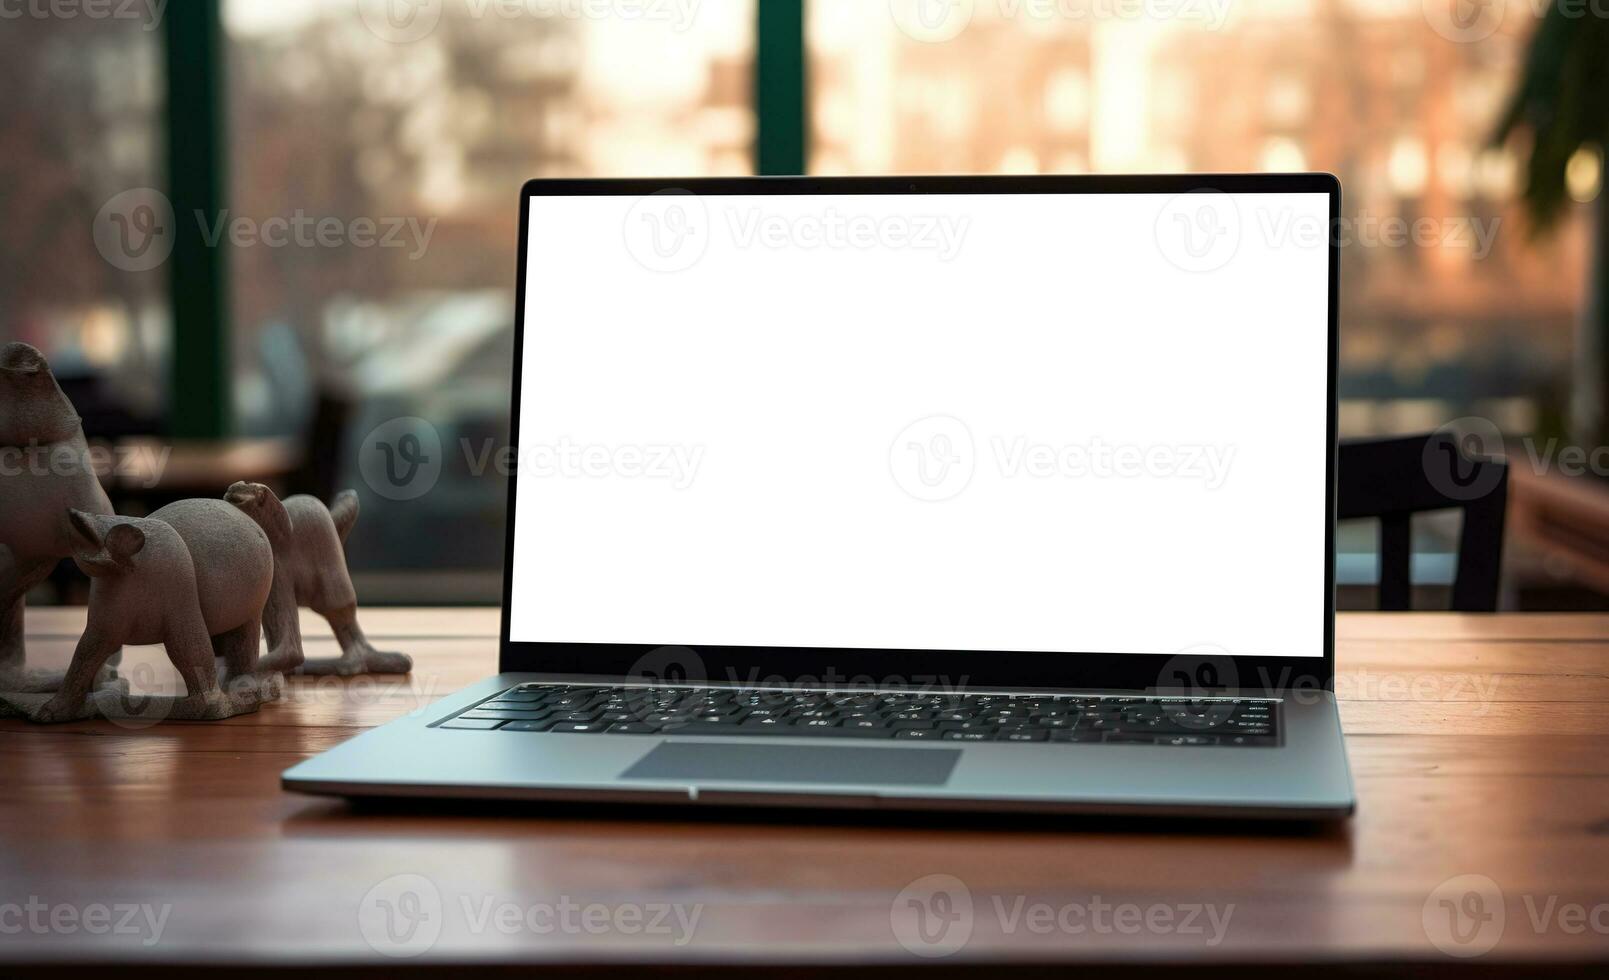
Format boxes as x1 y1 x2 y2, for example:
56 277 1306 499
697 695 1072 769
29 497 285 724
225 483 411 676
0 342 120 693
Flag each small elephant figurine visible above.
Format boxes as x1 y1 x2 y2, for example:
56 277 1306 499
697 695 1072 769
31 497 284 723
226 483 411 676
0 342 120 693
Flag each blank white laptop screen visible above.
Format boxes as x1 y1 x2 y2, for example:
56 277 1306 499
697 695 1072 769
510 191 1330 658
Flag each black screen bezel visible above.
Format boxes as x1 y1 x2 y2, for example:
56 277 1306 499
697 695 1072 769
498 173 1340 694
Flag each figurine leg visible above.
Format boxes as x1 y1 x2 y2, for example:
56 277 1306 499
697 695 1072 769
33 626 122 723
257 571 305 676
167 620 221 701
300 604 412 676
0 591 23 680
0 551 50 685
1 560 114 694
213 616 265 685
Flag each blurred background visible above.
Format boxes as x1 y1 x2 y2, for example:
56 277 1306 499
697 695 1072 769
2 0 1606 609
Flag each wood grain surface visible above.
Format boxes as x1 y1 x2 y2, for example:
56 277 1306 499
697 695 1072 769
3 609 1608 976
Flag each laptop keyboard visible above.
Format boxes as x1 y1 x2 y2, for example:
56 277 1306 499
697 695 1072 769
435 685 1279 746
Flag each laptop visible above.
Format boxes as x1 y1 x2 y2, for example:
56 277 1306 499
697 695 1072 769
284 174 1355 819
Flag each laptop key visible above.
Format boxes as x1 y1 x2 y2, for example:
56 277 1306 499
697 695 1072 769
548 722 609 734
894 729 942 740
502 720 558 732
1000 729 1049 742
460 710 552 721
606 723 660 734
783 726 895 739
1049 730 1104 743
440 719 507 730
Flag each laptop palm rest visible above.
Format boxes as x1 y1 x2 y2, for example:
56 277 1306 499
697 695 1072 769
620 743 961 786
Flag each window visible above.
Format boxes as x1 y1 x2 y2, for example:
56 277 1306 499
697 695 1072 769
0 11 168 427
225 0 755 598
810 0 1591 441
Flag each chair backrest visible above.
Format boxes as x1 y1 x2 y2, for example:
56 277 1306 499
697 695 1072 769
1338 433 1509 612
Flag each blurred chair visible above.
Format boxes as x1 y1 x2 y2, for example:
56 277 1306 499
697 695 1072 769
1338 433 1508 612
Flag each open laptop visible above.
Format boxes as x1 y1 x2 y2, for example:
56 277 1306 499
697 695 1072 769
284 174 1355 819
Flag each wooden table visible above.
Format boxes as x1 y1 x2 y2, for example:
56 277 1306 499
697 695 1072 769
4 610 1608 977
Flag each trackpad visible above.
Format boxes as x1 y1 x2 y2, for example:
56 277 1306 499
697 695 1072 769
620 743 961 786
